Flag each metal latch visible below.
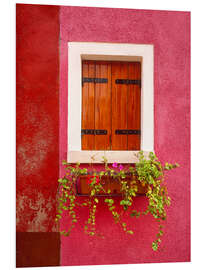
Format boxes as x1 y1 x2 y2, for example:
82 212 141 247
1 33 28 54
82 78 108 86
115 129 141 135
81 129 108 136
115 79 141 87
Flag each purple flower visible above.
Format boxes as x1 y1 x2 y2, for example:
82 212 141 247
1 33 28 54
112 162 118 168
119 164 124 171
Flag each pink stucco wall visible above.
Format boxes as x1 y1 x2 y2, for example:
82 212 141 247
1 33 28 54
59 6 190 265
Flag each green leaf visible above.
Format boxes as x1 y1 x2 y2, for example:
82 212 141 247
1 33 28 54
62 160 68 165
126 230 134 235
72 219 77 223
120 200 126 205
120 200 131 206
152 242 158 251
60 230 70 236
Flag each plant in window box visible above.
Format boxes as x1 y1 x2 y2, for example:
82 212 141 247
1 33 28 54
55 151 179 251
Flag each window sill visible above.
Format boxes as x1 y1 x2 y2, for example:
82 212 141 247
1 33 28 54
67 150 153 164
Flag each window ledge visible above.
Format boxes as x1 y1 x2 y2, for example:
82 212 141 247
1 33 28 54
68 150 153 164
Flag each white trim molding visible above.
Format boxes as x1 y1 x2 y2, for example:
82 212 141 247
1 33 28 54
68 42 154 163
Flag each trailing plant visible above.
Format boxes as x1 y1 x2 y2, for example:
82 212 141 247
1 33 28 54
55 151 179 251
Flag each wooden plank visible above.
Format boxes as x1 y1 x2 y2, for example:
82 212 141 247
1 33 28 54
95 62 111 150
81 61 95 150
127 62 141 150
111 62 128 150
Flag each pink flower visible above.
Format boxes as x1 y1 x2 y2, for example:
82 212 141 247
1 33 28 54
119 164 124 171
112 162 118 168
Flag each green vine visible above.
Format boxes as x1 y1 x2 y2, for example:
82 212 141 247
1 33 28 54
55 151 179 251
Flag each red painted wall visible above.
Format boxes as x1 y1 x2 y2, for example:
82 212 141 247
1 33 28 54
59 6 190 265
16 4 59 233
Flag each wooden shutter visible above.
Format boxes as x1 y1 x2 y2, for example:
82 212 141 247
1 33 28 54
82 61 95 150
111 62 128 150
82 61 111 150
95 62 111 150
127 62 141 150
82 60 141 151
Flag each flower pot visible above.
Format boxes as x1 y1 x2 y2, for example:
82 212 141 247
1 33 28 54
76 175 148 196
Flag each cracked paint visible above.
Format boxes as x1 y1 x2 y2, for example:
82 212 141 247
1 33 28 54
16 192 58 232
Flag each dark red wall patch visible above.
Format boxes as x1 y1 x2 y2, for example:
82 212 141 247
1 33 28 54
16 232 60 267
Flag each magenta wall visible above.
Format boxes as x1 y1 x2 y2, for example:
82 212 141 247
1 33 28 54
59 6 190 265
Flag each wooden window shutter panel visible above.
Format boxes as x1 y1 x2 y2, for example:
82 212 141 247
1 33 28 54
127 62 141 150
111 62 128 150
82 61 95 150
95 61 111 150
82 61 111 150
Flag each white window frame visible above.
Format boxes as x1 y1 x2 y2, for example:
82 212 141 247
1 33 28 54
67 42 154 163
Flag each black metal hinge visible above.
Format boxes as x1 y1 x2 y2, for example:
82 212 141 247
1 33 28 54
115 79 141 87
115 129 141 135
82 78 108 85
81 129 108 136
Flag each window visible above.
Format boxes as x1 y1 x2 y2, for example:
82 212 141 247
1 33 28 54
82 60 141 151
68 42 154 163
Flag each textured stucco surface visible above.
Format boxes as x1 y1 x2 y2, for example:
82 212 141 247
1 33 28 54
59 6 190 265
16 4 59 232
